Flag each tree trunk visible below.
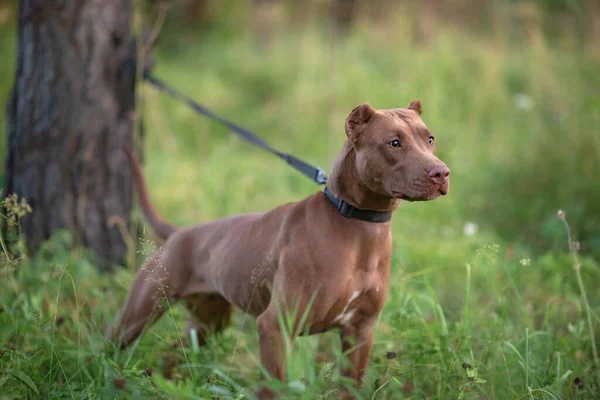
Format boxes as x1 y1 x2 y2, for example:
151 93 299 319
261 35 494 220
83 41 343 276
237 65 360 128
5 0 136 270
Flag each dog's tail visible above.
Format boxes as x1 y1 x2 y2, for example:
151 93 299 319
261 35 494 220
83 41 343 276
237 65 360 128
124 146 177 241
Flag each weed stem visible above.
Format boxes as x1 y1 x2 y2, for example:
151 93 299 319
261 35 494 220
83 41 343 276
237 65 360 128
558 210 599 370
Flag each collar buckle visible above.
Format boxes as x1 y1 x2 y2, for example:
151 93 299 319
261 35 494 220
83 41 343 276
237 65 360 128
338 200 353 218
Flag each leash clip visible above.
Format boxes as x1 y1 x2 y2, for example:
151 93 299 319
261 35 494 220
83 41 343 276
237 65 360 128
338 200 354 218
315 167 328 185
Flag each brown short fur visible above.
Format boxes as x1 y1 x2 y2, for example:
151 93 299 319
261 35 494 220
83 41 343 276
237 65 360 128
108 100 450 398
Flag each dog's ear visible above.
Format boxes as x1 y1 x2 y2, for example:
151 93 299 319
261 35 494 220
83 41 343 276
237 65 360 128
345 103 376 142
408 99 422 115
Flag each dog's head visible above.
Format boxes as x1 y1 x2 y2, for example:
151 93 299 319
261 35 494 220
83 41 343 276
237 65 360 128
345 100 449 202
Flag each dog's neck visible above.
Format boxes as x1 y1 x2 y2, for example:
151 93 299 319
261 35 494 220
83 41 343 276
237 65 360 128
327 141 400 213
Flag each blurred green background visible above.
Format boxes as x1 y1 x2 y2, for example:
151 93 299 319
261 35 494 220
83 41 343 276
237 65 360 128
2 0 599 255
0 1 599 399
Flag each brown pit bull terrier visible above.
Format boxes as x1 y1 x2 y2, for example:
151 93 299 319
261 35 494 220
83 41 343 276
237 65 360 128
109 100 449 398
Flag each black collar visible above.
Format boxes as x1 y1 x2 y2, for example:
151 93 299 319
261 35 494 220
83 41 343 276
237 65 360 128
323 187 393 223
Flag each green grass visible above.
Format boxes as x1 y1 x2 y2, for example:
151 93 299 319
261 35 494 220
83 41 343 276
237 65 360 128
1 2 600 399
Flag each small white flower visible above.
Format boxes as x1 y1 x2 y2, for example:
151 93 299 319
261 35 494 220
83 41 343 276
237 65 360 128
513 93 533 111
463 222 478 237
519 258 531 266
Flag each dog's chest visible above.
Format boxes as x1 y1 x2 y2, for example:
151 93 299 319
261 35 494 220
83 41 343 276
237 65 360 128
332 289 363 325
323 235 391 325
323 259 390 328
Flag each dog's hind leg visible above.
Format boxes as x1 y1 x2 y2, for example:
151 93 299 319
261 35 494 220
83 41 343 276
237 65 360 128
109 250 174 347
184 293 233 346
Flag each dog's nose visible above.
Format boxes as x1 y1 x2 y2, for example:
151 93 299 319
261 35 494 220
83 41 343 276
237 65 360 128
426 164 450 183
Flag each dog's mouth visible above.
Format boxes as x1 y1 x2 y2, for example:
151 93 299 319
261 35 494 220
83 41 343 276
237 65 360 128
438 183 449 196
392 182 449 202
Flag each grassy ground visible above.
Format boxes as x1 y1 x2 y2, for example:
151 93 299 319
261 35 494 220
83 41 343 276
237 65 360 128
1 3 600 399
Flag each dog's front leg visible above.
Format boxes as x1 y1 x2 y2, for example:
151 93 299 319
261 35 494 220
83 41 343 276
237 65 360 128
256 309 286 399
340 321 375 397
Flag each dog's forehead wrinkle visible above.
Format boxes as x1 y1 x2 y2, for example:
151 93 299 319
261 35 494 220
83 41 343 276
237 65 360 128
378 109 427 134
408 120 429 138
386 108 416 120
370 113 410 136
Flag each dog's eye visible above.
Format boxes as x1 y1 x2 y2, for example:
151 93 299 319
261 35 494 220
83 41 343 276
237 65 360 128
389 140 401 149
428 136 435 144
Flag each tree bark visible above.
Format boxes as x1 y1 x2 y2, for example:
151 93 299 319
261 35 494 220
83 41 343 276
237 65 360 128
5 0 136 270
